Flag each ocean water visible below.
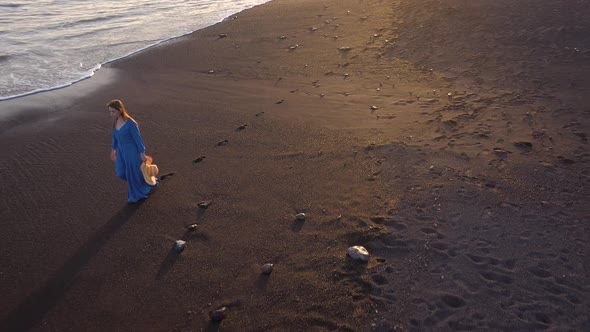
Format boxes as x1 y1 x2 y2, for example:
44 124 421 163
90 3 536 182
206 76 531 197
0 0 269 101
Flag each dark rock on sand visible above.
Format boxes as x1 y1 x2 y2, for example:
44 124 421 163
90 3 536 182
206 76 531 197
493 148 512 157
262 263 274 274
209 307 227 322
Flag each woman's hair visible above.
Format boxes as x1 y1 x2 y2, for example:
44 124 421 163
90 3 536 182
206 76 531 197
107 99 136 127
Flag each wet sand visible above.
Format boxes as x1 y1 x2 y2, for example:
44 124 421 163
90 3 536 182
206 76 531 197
1 0 589 330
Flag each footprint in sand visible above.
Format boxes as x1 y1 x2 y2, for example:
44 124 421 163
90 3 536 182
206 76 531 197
193 156 206 163
489 159 508 170
236 124 247 131
217 140 228 146
275 100 284 104
513 141 533 152
159 172 176 181
557 156 575 165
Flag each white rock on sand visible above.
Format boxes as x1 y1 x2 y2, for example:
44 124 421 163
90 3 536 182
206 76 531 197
295 213 307 220
175 240 186 252
347 246 369 262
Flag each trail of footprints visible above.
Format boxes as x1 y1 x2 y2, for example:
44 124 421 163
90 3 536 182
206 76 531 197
356 165 588 330
403 232 586 330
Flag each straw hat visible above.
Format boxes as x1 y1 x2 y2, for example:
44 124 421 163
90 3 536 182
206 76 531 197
140 156 159 186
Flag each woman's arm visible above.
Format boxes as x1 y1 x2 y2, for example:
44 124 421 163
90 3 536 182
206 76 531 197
111 132 118 161
129 121 147 161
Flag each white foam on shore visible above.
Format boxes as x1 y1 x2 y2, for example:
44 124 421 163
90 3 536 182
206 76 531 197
0 0 270 103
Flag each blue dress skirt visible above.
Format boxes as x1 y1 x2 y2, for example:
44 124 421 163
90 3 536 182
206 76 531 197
112 120 157 203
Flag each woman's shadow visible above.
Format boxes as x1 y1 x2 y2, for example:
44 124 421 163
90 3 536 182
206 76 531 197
0 202 144 332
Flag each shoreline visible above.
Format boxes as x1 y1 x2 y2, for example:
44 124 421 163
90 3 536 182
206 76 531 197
1 0 589 330
0 1 271 103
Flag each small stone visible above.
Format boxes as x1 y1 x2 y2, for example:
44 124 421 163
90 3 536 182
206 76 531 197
198 201 212 209
279 35 287 39
186 223 198 231
175 240 186 253
338 46 352 51
370 105 378 111
262 263 274 274
310 27 318 31
295 213 307 220
218 33 228 38
348 246 369 262
208 70 215 74
289 44 299 50
209 307 227 322
493 148 512 156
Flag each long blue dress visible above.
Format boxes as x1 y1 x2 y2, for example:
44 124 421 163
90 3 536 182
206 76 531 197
112 120 157 203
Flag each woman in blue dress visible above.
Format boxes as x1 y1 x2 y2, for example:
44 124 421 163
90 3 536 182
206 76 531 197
108 99 158 203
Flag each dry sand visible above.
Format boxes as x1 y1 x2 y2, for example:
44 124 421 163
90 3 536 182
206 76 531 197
1 0 589 331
